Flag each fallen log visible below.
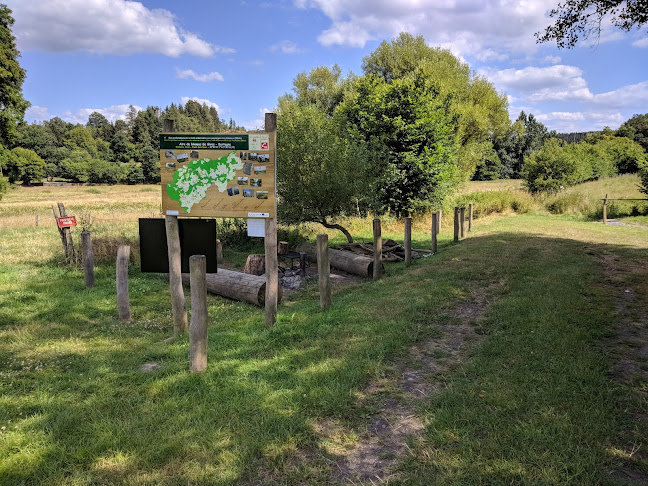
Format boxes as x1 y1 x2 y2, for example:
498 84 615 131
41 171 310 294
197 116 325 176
181 269 282 307
299 243 384 278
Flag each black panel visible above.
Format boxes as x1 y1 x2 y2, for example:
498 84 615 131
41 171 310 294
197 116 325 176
139 218 217 274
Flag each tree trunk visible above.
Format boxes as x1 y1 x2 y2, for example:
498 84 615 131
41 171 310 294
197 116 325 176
299 243 383 278
244 254 265 275
318 220 353 243
181 269 282 307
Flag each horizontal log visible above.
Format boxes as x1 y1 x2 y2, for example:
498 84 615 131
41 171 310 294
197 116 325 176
299 243 384 278
181 269 282 307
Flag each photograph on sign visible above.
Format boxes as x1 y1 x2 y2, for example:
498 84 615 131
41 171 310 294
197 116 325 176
160 132 275 218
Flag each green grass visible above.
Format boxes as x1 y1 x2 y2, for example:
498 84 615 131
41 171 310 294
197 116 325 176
1 186 647 484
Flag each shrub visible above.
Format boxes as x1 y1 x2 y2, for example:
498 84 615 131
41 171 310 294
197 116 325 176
7 147 46 185
545 192 589 215
640 161 648 196
453 190 533 217
0 176 8 200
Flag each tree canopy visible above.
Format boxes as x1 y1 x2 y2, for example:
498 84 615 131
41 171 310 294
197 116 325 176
537 0 648 48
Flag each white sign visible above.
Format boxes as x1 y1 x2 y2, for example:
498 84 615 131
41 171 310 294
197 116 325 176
249 134 269 151
247 218 265 238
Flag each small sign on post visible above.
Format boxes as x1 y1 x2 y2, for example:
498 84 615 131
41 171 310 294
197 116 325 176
57 216 77 228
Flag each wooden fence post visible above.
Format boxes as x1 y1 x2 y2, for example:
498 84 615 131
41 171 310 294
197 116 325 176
35 214 39 227
116 245 130 321
453 207 460 242
431 212 438 254
165 215 188 335
317 234 331 309
603 194 608 224
299 252 307 277
460 206 466 238
189 255 208 372
216 239 223 264
468 203 473 232
264 217 279 328
404 217 412 267
81 230 95 288
373 218 382 279
437 209 442 234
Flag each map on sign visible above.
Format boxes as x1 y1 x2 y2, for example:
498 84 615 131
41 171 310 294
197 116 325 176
166 152 243 213
160 132 276 218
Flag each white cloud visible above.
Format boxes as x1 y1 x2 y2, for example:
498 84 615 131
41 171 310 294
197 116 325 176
269 40 303 54
535 111 625 132
295 0 559 59
240 108 272 131
7 0 234 57
62 104 142 125
632 37 648 48
175 68 224 82
542 55 561 64
25 105 53 122
592 81 648 109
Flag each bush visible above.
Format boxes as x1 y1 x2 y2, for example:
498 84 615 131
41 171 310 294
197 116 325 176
124 162 144 184
7 147 46 185
0 176 8 200
545 192 589 215
640 161 648 196
453 190 533 217
87 160 122 184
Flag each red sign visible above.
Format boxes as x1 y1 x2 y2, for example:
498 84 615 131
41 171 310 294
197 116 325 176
57 216 77 228
261 141 269 150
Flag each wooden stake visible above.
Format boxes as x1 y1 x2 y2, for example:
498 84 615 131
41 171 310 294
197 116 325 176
460 206 466 238
81 230 95 288
299 252 307 277
116 245 130 321
603 194 608 224
404 217 412 267
264 217 279 328
437 209 442 234
431 212 438 254
468 203 473 232
216 239 223 265
52 205 67 257
317 234 331 309
35 214 39 227
58 202 76 263
165 215 188 335
454 207 459 242
189 255 208 373
373 218 382 279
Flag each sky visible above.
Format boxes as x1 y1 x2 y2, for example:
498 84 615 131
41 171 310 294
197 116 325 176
8 0 648 133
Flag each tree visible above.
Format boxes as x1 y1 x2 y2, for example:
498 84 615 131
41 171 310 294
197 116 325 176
537 0 648 48
0 5 30 147
338 72 459 217
617 113 648 152
595 135 646 173
139 146 160 183
63 126 97 156
639 160 648 195
19 124 58 162
110 131 134 163
6 147 45 185
87 111 114 141
277 101 370 242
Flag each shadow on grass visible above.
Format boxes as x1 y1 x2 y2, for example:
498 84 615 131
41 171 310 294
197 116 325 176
0 228 647 485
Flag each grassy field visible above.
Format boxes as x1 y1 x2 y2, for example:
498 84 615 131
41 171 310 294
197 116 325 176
1 181 647 485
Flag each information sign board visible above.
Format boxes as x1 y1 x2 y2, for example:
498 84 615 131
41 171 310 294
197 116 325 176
160 132 276 218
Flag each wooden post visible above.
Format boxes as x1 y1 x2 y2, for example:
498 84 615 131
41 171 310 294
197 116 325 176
460 206 466 238
58 202 76 263
453 207 459 242
264 217 279 328
165 215 188 335
264 111 279 328
35 214 39 227
278 241 289 255
317 234 331 309
81 231 95 288
116 245 130 321
52 205 67 257
603 194 608 224
437 209 442 234
431 212 438 254
404 217 412 267
468 203 473 232
216 239 223 264
163 119 174 133
299 252 307 277
189 255 208 373
373 218 382 279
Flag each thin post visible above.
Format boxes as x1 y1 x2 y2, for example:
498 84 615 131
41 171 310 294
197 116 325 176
165 215 188 335
404 217 412 267
35 214 39 227
317 234 331 309
299 252 307 277
58 202 75 263
468 203 473 232
81 230 95 288
460 206 466 238
453 207 459 242
216 239 223 264
373 218 382 279
116 245 131 321
189 255 208 373
603 194 608 224
437 209 442 234
52 205 67 257
264 217 279 327
431 212 438 254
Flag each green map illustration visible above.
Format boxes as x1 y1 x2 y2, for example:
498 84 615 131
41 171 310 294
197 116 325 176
166 152 243 213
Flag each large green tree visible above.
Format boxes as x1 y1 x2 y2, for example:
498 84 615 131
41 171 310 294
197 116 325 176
0 5 29 147
6 147 45 185
537 0 648 48
616 113 648 152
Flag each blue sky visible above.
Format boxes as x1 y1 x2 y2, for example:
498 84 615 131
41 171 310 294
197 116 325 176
8 0 648 133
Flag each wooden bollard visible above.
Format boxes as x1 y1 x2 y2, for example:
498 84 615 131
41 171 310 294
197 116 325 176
460 206 466 238
453 207 460 242
81 230 95 288
165 215 188 335
603 194 608 224
216 239 223 264
404 217 412 267
189 255 208 373
468 203 473 232
317 234 331 309
35 214 39 227
373 218 382 279
431 212 438 254
116 245 130 321
264 217 279 328
299 252 307 277
437 209 442 234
